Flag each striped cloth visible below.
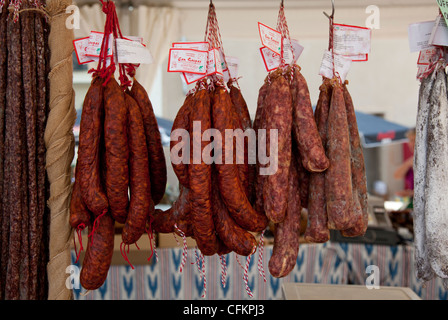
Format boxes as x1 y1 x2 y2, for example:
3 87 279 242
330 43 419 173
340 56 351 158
70 241 446 300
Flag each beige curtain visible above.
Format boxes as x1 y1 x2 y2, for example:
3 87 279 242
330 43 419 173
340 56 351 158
75 3 180 95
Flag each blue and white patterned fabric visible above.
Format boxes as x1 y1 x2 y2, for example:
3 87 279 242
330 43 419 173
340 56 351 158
71 241 446 300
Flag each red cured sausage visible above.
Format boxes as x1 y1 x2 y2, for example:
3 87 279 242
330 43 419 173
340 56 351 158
340 83 368 237
189 86 218 256
103 78 129 224
150 185 193 237
291 67 329 173
304 78 332 243
78 76 108 217
325 82 354 230
122 93 154 245
211 168 257 257
268 154 302 278
170 93 194 188
129 79 167 205
80 212 115 290
69 167 92 229
253 78 270 213
262 73 292 223
212 85 268 232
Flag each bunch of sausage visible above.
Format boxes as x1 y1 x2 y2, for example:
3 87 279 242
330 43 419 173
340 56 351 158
0 1 50 300
70 76 167 290
255 64 368 278
151 78 267 258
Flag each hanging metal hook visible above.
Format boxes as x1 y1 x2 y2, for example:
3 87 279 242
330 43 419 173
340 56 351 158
323 0 335 19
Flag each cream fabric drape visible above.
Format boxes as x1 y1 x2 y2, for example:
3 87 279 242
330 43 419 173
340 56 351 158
75 3 180 95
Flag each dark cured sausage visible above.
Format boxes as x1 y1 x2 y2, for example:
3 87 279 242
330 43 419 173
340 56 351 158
4 14 24 300
291 67 329 173
103 78 129 224
78 77 108 217
263 73 292 223
80 212 115 290
341 83 368 237
170 93 194 188
211 168 257 257
212 85 268 232
268 154 301 278
325 82 354 230
122 93 154 245
304 78 332 243
129 79 167 205
189 87 218 256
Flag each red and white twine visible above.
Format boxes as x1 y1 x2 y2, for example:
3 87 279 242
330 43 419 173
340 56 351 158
219 254 227 288
257 230 267 282
174 223 188 273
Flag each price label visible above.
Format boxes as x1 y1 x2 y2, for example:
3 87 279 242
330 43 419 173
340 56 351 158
73 37 95 65
85 31 113 57
172 41 210 51
258 22 282 55
167 48 208 74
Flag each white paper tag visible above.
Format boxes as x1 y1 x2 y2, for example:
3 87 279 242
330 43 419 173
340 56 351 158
319 50 352 82
85 31 113 57
167 48 208 74
116 38 153 65
333 23 371 58
172 41 210 51
408 20 435 53
258 22 282 55
223 56 239 83
206 48 223 76
73 37 95 65
283 38 304 64
429 15 448 47
259 39 304 72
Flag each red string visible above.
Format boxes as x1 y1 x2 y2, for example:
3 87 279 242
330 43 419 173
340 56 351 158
120 242 135 269
87 209 107 245
73 223 86 264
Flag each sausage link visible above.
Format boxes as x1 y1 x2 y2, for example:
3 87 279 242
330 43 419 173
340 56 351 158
340 83 368 237
122 93 154 245
170 93 194 188
80 212 115 290
212 85 268 232
129 79 167 205
211 168 257 257
150 185 193 237
291 67 329 173
189 87 218 256
4 15 24 300
103 78 129 223
268 153 301 278
325 81 354 230
262 73 292 223
70 166 92 229
304 78 332 243
253 77 270 213
78 77 109 216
